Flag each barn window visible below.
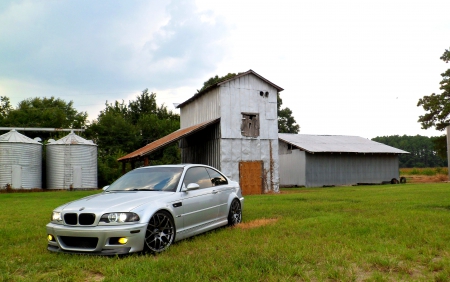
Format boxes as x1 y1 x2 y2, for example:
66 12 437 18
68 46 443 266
241 113 259 137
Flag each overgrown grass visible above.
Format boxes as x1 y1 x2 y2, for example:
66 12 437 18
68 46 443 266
1 184 450 281
400 167 448 176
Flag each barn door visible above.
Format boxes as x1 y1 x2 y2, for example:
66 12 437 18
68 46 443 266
239 161 263 195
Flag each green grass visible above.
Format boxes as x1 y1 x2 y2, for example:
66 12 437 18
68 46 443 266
1 184 450 281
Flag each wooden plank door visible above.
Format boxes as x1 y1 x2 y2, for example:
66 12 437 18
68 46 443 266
239 161 263 195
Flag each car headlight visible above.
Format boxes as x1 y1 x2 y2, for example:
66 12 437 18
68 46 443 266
51 211 62 222
100 212 140 223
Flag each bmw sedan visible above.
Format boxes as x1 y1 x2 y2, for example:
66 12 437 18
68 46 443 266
46 164 243 255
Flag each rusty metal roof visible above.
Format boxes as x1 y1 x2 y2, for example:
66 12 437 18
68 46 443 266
118 118 220 162
278 134 409 154
176 70 284 109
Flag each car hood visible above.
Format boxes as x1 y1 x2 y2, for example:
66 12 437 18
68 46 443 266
58 191 175 214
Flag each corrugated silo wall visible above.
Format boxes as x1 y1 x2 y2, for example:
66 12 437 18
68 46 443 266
46 145 97 189
180 123 221 170
0 143 42 189
304 153 399 187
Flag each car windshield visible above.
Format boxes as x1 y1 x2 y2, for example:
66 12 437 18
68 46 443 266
106 167 183 192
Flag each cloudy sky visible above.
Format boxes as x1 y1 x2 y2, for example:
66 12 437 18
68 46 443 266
1 0 449 138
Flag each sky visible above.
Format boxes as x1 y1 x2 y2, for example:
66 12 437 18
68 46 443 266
1 0 449 139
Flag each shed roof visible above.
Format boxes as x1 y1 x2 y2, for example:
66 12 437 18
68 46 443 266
176 69 284 109
278 134 409 154
0 129 42 145
118 118 220 162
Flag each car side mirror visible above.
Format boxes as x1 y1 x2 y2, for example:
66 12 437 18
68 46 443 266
182 183 200 192
102 185 110 191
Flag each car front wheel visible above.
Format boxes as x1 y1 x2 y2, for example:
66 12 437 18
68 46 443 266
144 211 175 253
227 199 242 226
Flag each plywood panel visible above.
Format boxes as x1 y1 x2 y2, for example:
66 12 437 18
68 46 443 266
239 161 263 195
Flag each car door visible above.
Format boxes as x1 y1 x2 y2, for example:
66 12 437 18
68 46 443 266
205 167 233 219
181 167 219 231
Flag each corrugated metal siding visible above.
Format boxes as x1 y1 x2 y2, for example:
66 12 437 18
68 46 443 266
46 144 97 189
220 73 278 140
221 138 279 192
305 153 399 187
0 143 42 189
180 88 220 129
180 123 221 169
279 150 306 186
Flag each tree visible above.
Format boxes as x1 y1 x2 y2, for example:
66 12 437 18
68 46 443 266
417 48 450 131
372 135 447 168
85 89 181 186
0 96 87 140
277 93 300 133
198 73 300 133
197 73 237 92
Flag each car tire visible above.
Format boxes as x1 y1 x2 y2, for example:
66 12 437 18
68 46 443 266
144 210 175 253
227 199 242 226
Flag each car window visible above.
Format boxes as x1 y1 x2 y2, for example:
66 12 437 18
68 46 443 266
183 167 212 189
107 167 183 192
206 168 228 186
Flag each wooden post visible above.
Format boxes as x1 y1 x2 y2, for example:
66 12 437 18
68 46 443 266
122 162 126 175
144 157 149 166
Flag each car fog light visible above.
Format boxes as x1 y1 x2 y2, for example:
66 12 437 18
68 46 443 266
118 238 128 244
48 234 54 241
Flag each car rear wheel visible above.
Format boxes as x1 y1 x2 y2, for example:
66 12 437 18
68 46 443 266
144 211 175 253
228 199 242 226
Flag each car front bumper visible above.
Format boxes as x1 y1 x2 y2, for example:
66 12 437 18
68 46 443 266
46 222 148 255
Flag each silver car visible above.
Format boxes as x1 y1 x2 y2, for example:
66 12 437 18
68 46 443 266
46 164 243 255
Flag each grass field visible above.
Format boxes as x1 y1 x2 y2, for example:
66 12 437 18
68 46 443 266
1 183 450 281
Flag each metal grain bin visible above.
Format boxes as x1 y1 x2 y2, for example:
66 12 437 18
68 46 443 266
46 131 97 189
0 129 42 189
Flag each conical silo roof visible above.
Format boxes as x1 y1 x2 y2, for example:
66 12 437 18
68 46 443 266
0 129 42 144
47 131 96 146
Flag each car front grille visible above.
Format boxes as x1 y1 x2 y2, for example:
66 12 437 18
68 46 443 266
64 213 96 225
59 236 98 249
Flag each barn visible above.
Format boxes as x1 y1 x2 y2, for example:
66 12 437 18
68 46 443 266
118 70 282 194
278 134 408 187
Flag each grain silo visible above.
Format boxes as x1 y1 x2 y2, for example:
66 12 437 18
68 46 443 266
0 129 42 189
46 131 97 189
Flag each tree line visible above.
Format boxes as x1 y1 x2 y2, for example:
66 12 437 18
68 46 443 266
372 135 447 168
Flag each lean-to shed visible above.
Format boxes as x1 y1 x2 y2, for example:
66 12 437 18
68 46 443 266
46 132 97 189
278 134 409 187
0 129 42 189
118 70 282 194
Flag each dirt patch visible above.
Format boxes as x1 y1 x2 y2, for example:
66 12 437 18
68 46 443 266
403 174 448 183
84 272 105 282
236 218 279 229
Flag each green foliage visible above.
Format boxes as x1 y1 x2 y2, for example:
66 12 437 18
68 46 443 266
417 48 450 131
197 73 237 92
85 89 181 187
0 96 88 140
0 96 12 120
372 135 447 167
277 93 300 133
